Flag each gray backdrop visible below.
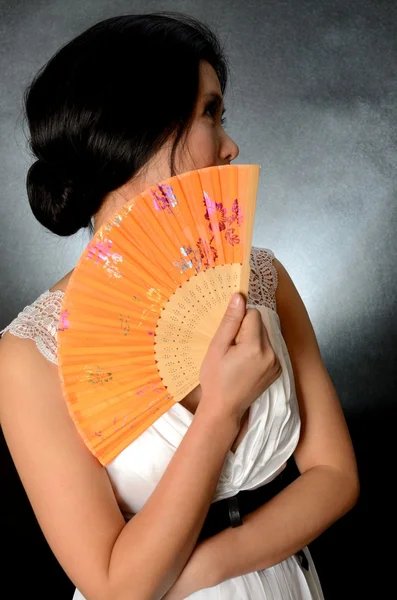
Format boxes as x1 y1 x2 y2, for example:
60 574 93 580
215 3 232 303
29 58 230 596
1 0 396 598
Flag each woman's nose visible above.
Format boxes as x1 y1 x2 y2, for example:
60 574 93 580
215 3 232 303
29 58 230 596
221 133 240 163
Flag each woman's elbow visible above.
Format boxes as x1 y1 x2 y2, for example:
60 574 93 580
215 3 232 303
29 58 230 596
336 465 360 515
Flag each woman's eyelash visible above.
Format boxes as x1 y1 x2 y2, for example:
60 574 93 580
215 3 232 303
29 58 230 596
205 103 218 118
205 101 227 126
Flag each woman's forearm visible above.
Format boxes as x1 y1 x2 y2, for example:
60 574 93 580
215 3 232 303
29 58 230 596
195 465 359 586
108 404 240 600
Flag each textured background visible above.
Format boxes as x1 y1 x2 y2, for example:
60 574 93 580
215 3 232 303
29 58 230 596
1 0 396 597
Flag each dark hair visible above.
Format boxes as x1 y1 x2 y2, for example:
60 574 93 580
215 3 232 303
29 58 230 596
24 12 229 236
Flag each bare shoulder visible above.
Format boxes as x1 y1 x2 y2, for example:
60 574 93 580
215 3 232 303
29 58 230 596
0 326 52 370
0 328 91 467
272 258 298 305
0 325 125 598
272 257 312 331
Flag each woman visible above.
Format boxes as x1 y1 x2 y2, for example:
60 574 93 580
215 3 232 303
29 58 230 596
0 12 359 600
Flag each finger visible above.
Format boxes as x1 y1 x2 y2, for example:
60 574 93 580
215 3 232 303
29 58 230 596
235 308 268 348
209 293 246 355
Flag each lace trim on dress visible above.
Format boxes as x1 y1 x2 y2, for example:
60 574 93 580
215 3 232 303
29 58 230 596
0 290 65 365
248 246 278 312
0 248 278 365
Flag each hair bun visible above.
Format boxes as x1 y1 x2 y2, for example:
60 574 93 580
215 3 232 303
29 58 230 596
26 160 97 236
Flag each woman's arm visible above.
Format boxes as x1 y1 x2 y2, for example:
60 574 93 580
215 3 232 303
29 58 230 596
163 258 360 596
0 332 240 600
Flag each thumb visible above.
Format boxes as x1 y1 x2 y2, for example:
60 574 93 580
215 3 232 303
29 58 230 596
209 293 246 355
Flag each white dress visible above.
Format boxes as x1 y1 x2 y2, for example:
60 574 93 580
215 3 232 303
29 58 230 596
1 247 325 600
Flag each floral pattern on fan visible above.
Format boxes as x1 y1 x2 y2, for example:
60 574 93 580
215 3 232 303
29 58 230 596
85 365 113 385
203 194 244 235
86 239 124 279
196 238 218 269
170 189 245 274
173 245 203 275
104 213 124 232
151 184 178 213
59 309 70 331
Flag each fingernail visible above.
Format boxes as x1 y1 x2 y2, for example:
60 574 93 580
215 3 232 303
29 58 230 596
229 293 241 308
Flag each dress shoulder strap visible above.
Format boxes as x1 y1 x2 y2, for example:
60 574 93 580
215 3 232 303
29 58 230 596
0 290 64 365
248 246 279 312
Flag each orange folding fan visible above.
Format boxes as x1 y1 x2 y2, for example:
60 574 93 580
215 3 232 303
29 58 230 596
57 163 260 465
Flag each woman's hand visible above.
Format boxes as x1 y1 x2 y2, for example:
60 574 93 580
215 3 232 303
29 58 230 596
161 540 217 599
199 293 282 425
